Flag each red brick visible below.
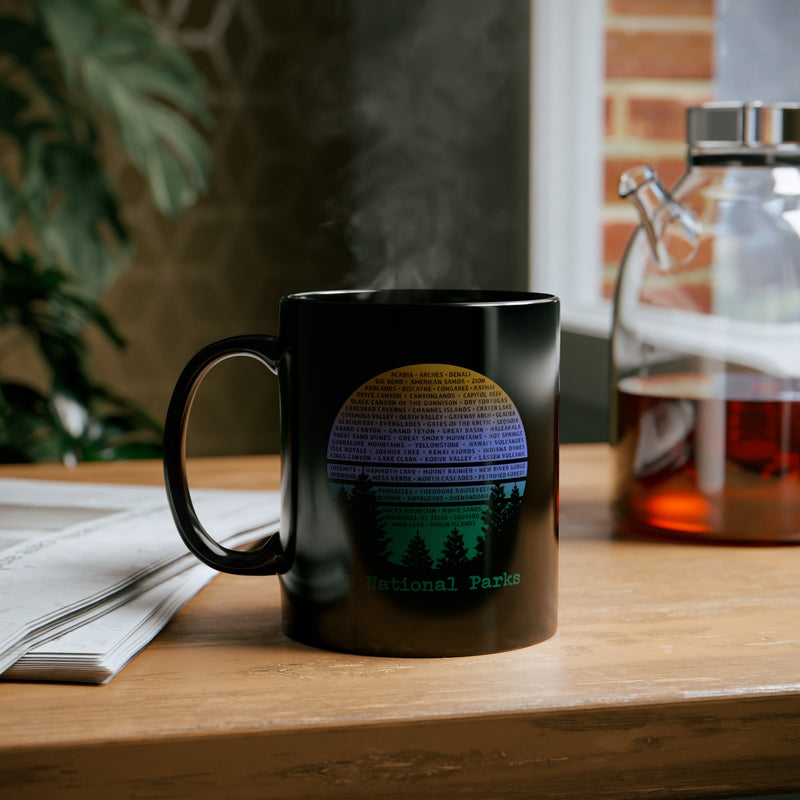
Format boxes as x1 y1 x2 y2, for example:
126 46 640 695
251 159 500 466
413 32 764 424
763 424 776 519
627 97 693 142
606 30 713 80
602 269 619 300
604 221 638 265
670 237 714 274
609 0 713 16
604 157 687 205
640 281 712 314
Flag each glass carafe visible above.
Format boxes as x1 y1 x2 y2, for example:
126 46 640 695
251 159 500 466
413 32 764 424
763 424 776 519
612 102 800 543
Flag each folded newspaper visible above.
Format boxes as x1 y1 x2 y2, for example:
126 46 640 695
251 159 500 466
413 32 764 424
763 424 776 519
0 478 280 684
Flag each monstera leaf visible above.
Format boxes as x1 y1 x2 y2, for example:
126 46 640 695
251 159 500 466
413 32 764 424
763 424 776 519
25 135 130 298
0 0 210 296
38 0 211 216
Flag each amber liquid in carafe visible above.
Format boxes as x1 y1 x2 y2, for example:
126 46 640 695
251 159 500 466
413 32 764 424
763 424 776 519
614 373 800 542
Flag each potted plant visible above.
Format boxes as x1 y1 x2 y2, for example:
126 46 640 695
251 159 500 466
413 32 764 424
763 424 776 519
0 0 211 462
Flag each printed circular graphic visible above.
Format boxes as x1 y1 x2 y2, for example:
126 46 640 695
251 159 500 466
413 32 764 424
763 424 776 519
327 364 527 567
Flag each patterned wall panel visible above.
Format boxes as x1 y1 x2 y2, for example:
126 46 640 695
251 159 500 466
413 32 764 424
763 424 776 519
91 0 353 457
88 0 529 457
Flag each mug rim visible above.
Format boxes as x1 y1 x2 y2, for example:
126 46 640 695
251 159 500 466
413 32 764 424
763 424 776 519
285 289 559 307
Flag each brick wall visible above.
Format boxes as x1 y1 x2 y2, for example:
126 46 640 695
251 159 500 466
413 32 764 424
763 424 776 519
602 0 715 298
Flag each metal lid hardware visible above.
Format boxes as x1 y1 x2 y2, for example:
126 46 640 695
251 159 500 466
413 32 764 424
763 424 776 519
687 102 800 150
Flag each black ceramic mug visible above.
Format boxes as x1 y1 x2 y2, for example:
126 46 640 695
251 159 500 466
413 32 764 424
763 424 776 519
163 289 559 657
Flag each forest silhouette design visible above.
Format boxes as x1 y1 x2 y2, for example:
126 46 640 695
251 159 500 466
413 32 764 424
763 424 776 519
336 470 522 581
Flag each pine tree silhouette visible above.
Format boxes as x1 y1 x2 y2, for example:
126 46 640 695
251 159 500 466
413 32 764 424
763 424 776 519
501 483 522 534
482 481 508 540
476 481 524 573
437 528 469 568
346 470 391 562
401 531 434 569
473 532 487 562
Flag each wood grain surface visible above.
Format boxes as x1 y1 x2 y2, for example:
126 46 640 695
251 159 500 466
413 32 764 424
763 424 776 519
1 445 799 799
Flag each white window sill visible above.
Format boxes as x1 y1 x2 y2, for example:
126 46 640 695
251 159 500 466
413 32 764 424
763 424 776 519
561 300 613 339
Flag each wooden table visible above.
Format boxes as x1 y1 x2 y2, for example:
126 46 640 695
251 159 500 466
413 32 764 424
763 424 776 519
1 444 800 799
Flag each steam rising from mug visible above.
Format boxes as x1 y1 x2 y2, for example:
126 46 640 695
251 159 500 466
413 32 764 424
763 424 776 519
294 0 530 290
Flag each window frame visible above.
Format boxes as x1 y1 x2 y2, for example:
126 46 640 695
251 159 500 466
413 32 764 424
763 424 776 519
528 0 611 338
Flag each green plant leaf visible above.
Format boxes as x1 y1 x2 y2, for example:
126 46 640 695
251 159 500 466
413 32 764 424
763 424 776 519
0 0 205 463
35 0 212 217
19 135 130 296
0 250 124 402
0 82 28 136
0 17 52 79
0 382 65 463
0 174 19 238
0 376 164 464
0 14 87 144
130 100 210 212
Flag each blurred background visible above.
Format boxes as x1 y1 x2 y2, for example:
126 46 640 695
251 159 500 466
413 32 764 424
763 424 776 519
1 0 795 460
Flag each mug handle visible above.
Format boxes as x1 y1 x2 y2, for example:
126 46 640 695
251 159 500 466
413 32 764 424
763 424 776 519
163 335 285 575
